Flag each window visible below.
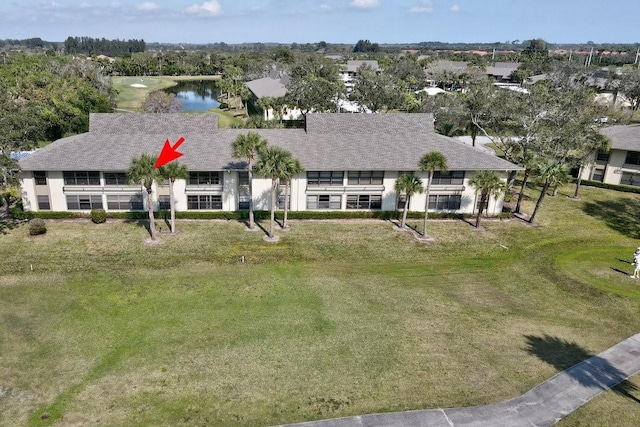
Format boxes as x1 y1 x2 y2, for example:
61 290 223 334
625 151 640 166
37 195 50 210
107 195 143 210
591 167 605 182
238 195 250 210
33 171 47 185
189 172 221 186
187 195 222 210
66 195 103 210
278 194 290 210
238 171 249 186
428 194 462 210
104 172 129 186
397 194 408 210
307 171 344 186
307 194 341 209
158 196 170 210
596 151 610 163
347 171 384 185
621 172 640 187
347 195 382 210
431 171 465 185
63 171 100 185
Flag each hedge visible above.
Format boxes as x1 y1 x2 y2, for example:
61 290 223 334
21 210 474 221
577 179 640 195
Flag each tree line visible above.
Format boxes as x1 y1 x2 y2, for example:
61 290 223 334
64 36 145 56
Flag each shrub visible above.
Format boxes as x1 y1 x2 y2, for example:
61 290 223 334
10 201 34 221
578 179 640 195
90 209 107 224
28 218 47 236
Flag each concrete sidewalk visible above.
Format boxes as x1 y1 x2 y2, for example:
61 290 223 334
275 333 640 427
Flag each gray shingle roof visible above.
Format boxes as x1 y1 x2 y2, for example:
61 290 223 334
601 125 640 151
345 60 380 72
19 113 521 173
245 76 288 99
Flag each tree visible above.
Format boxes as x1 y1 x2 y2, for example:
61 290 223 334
231 132 267 230
418 151 448 238
618 68 640 111
349 64 399 112
571 133 610 199
469 171 506 228
158 161 189 234
353 39 379 53
128 153 162 241
394 174 424 229
142 91 182 113
254 145 294 239
285 55 345 113
280 157 304 230
528 159 571 224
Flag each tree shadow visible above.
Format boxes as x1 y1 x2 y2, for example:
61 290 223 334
123 218 152 238
524 334 640 403
582 197 640 239
0 219 20 235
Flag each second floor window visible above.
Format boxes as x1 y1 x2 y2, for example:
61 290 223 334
189 172 222 186
307 171 344 186
347 171 384 185
431 171 465 185
625 151 640 166
104 172 129 186
63 171 100 185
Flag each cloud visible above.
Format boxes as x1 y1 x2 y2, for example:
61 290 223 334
137 2 159 11
186 0 222 16
450 4 459 12
410 0 434 13
350 0 379 9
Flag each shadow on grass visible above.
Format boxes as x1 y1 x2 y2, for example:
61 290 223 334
124 218 152 238
524 334 640 403
0 219 20 235
582 197 640 239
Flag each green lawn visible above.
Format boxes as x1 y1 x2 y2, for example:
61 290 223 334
1 185 640 426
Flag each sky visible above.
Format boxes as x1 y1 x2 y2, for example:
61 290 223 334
1 0 639 45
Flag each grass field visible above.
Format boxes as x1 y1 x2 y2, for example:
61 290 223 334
111 75 243 128
1 184 640 426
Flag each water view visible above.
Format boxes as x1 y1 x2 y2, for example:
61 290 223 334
164 80 220 111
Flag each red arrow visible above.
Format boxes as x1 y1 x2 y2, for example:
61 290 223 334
154 137 185 169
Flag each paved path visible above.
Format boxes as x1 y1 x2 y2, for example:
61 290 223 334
275 333 640 427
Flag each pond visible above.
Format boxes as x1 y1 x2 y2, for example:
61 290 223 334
164 80 221 111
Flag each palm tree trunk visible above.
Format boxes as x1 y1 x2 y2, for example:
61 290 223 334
283 180 290 229
475 192 487 228
147 187 156 240
529 182 550 223
401 196 409 228
248 161 255 229
169 178 176 233
423 171 433 237
269 178 276 238
515 168 531 213
573 166 583 199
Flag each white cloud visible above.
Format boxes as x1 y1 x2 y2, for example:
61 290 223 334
450 4 459 12
350 0 379 9
137 2 159 11
410 0 434 13
186 0 222 16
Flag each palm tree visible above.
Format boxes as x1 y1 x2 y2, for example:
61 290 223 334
280 157 304 230
128 153 161 240
418 151 448 238
158 161 189 234
231 132 267 230
529 159 571 224
394 174 424 229
469 170 506 228
254 145 293 239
